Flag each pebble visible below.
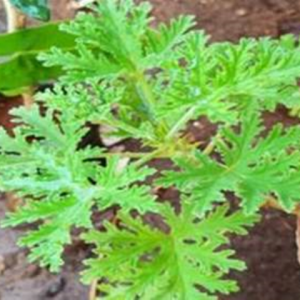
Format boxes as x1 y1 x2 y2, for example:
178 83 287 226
44 277 66 298
193 121 203 129
235 8 248 17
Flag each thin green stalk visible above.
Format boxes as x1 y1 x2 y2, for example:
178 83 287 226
134 149 163 168
134 72 157 120
97 152 146 159
203 133 222 155
134 71 169 136
166 105 197 140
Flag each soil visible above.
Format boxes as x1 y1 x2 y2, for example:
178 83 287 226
2 0 300 299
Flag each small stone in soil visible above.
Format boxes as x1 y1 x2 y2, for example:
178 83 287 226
42 277 66 298
235 8 248 16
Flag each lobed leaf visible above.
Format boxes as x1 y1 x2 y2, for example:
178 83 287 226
83 203 258 299
159 109 300 213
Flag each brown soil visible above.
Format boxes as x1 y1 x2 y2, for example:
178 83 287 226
1 0 300 299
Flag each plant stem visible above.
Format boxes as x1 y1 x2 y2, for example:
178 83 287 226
2 0 33 213
2 0 34 107
89 279 98 300
203 133 222 155
134 71 169 136
23 86 34 108
134 149 163 168
96 150 167 167
166 106 197 140
2 0 25 32
133 72 156 125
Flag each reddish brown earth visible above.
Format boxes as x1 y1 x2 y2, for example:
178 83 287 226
2 0 300 299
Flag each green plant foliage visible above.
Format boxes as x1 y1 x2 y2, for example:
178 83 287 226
159 108 300 213
0 22 75 95
83 204 258 300
0 0 300 298
0 105 156 271
0 22 74 56
9 0 50 21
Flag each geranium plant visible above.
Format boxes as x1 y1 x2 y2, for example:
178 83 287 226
2 0 300 298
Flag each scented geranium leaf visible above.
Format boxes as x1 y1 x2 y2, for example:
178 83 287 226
82 203 258 299
10 105 69 148
159 110 300 213
94 157 157 213
39 0 193 82
0 105 97 270
40 45 123 83
21 223 70 270
38 0 148 82
197 205 258 242
35 83 123 123
10 0 50 21
0 105 156 271
156 33 300 133
31 1 187 147
2 197 76 226
144 14 195 66
3 191 95 272
34 82 156 141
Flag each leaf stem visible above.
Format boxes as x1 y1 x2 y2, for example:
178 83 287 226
2 0 34 107
134 149 163 168
2 0 25 32
99 152 147 159
134 72 156 120
203 133 222 155
95 151 170 163
166 105 197 140
23 86 34 108
134 71 169 136
89 279 98 300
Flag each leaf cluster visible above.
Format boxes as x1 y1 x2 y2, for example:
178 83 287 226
83 204 258 300
1 0 300 298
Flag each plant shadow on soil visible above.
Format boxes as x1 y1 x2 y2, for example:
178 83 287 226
2 0 300 299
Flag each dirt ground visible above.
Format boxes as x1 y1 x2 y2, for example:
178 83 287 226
1 0 300 299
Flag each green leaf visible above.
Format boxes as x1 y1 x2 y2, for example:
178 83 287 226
82 203 258 299
145 15 195 63
156 33 300 131
2 0 300 297
0 105 157 270
159 109 300 213
0 22 74 56
0 22 75 94
93 156 157 213
10 0 50 21
39 0 194 83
